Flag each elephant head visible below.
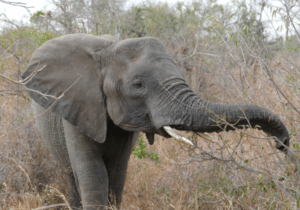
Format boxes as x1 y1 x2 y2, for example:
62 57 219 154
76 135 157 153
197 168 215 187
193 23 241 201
22 34 290 150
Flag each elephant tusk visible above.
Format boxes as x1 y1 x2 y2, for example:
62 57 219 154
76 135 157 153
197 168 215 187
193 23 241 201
196 132 218 143
163 126 194 146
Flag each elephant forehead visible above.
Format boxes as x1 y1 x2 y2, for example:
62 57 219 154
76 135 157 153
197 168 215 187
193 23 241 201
113 37 168 61
115 44 145 62
127 56 184 79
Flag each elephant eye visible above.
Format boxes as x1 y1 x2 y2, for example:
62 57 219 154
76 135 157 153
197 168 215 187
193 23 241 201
132 79 145 89
134 82 143 88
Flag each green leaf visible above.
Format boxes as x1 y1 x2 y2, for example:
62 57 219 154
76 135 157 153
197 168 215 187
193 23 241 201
211 5 218 10
285 106 290 112
132 135 159 163
230 33 235 41
272 9 278 18
293 143 300 149
243 26 248 35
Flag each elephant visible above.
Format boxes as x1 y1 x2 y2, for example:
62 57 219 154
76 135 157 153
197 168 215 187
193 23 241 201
22 34 290 209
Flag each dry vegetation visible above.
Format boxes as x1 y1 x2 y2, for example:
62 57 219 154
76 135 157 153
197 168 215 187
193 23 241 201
1 0 300 209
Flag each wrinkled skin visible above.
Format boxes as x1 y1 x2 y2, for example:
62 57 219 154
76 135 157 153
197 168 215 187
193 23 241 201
22 34 290 209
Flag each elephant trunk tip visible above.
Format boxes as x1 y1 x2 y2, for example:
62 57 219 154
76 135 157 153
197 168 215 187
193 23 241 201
274 133 290 151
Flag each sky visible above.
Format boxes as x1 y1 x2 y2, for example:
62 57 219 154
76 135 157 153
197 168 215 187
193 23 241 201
0 0 50 21
0 0 188 22
0 0 287 38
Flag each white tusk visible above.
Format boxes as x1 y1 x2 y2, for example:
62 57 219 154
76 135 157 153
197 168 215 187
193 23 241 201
196 132 217 143
163 126 194 146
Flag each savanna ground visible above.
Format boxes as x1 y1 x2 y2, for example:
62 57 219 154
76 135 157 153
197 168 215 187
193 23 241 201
1 0 300 209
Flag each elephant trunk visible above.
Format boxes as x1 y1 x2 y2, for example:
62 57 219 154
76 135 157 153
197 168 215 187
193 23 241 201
154 77 290 150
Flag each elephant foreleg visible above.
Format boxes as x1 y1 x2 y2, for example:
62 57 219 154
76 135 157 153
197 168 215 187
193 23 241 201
63 120 109 210
67 173 82 209
104 132 139 207
32 101 81 209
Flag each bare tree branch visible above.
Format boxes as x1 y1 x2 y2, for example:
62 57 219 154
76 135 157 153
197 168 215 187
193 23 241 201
0 0 32 8
0 0 32 15
0 74 82 140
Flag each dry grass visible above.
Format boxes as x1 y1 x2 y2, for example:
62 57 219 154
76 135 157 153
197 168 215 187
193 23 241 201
1 33 300 210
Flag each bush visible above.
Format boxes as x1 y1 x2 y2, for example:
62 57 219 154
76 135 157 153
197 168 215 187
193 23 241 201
132 135 160 163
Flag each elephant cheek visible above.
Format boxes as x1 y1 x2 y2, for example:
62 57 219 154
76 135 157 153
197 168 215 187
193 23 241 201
106 100 125 126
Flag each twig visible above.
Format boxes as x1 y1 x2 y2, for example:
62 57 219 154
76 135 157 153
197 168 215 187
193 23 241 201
286 8 300 40
202 199 224 204
0 98 58 140
12 158 32 188
179 52 221 62
0 75 82 140
0 39 19 61
0 0 33 9
33 203 68 210
0 60 46 86
264 66 300 115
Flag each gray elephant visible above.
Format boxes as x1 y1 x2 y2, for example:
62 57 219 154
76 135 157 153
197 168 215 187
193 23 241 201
22 34 290 209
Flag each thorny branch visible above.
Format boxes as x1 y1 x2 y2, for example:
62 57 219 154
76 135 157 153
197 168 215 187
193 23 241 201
0 73 83 140
184 130 299 201
33 203 68 210
173 27 300 203
236 35 300 115
179 35 221 62
0 46 83 140
0 0 32 15
172 28 300 195
0 0 32 8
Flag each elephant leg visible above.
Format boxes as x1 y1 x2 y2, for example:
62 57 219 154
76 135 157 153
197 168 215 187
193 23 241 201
67 173 82 209
63 119 109 210
32 101 82 209
104 129 139 207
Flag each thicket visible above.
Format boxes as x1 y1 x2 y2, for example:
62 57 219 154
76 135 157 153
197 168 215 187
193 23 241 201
1 0 300 209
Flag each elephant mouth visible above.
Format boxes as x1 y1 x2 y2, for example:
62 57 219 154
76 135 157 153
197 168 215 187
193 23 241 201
156 126 171 137
155 125 194 146
156 124 182 137
156 124 190 137
156 125 217 145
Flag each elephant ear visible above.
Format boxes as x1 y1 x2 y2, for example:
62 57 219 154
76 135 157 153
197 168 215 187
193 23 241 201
22 34 115 143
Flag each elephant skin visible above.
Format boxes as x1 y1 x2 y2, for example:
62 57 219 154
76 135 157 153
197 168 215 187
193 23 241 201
22 34 290 209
